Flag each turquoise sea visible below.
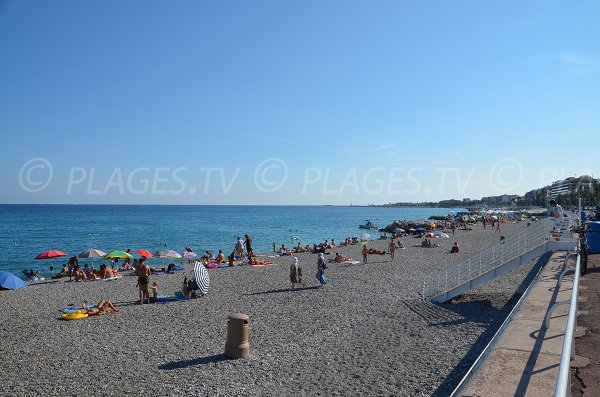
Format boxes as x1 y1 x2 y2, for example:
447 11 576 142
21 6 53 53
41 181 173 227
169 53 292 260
0 205 463 278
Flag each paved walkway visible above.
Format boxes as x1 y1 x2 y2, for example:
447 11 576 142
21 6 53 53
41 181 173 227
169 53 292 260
458 251 573 397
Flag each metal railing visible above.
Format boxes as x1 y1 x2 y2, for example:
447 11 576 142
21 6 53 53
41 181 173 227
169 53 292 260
552 241 581 397
422 219 553 301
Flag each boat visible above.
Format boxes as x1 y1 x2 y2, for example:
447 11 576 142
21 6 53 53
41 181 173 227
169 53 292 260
359 220 378 229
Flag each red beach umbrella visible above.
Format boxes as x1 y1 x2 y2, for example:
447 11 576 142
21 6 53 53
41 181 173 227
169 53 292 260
35 250 67 260
135 249 154 259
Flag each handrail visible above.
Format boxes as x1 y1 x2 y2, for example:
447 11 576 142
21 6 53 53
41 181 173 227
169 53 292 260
422 219 552 301
554 240 581 397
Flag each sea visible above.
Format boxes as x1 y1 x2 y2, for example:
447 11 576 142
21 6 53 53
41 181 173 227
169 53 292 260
0 205 464 278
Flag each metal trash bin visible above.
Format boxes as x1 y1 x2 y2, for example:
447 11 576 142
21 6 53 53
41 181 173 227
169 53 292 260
224 313 250 359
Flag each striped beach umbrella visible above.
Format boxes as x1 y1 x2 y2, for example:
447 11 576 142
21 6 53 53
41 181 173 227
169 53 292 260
161 250 182 259
193 262 210 294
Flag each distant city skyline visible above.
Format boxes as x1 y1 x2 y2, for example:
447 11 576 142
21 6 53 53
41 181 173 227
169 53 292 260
1 1 599 205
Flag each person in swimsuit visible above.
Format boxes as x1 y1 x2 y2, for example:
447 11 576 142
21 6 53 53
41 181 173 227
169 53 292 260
135 258 151 304
82 299 119 315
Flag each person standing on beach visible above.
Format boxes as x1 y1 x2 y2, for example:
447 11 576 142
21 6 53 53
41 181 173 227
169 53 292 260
389 238 397 261
67 255 78 281
316 253 327 286
135 258 151 304
495 219 501 234
235 237 244 258
362 245 368 263
244 234 253 254
290 256 301 289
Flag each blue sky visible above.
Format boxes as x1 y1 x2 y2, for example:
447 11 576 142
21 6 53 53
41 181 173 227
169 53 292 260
1 0 599 205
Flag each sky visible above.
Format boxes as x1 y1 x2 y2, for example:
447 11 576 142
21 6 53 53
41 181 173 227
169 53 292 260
1 0 599 205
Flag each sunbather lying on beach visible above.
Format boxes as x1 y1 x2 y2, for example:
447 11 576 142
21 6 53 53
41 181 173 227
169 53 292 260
334 253 351 263
82 299 119 316
249 257 272 266
367 248 387 255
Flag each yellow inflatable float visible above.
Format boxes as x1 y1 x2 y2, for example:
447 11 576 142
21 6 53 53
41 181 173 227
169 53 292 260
60 310 88 321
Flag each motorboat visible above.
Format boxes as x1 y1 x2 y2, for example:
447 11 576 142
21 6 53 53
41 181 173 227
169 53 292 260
359 220 378 229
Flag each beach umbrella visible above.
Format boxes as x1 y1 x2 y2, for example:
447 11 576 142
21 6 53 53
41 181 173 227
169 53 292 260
78 248 107 266
35 250 67 260
193 262 210 294
161 250 182 259
135 249 154 259
183 252 197 259
393 228 405 233
78 249 106 259
434 232 450 238
0 271 26 290
361 233 371 240
102 250 132 260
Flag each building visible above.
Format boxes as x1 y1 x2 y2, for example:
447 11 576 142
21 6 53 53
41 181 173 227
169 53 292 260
550 176 595 198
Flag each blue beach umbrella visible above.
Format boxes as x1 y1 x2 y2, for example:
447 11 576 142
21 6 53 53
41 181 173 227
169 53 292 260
0 271 26 290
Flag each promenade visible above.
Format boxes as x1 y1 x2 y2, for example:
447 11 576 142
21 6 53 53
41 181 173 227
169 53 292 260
458 251 574 396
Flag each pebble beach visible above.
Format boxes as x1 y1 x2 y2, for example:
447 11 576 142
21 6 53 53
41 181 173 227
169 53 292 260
0 221 538 397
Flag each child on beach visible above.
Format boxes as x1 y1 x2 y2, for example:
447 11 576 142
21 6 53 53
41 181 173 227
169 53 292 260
150 281 159 303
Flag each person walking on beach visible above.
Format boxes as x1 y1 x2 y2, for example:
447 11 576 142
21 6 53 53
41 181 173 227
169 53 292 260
316 253 327 286
290 256 302 289
495 219 501 234
135 258 151 304
362 245 368 263
389 238 397 261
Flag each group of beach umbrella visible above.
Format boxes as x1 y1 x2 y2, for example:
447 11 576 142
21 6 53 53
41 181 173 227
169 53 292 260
19 247 209 295
33 248 191 262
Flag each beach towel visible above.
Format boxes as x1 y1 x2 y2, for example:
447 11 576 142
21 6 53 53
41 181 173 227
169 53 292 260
174 292 191 300
59 304 97 314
